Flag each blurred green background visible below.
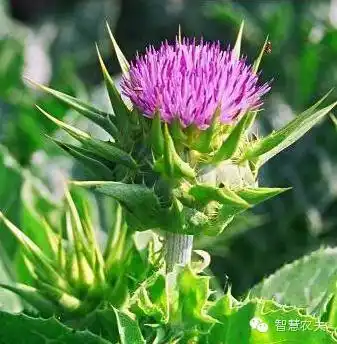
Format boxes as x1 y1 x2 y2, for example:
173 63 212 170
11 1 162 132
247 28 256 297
1 0 337 298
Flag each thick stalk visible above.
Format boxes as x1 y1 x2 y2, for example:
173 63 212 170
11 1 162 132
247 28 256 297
165 232 193 272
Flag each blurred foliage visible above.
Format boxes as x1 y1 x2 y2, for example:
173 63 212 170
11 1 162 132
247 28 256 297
1 0 337 301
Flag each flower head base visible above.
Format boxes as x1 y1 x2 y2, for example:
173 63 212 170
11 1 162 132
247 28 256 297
121 38 270 130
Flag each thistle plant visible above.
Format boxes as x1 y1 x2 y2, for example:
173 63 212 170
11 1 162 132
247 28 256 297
1 21 337 344
28 23 337 273
0 184 161 320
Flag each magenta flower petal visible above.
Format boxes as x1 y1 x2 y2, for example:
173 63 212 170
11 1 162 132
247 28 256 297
121 38 270 130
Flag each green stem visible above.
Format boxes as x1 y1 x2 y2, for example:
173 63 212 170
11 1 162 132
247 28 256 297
165 232 193 272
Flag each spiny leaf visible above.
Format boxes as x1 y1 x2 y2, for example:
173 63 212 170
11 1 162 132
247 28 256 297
203 203 248 236
21 182 59 260
27 77 108 117
208 297 337 343
70 187 104 270
176 266 215 326
242 95 337 166
237 187 290 205
113 307 146 344
106 22 130 77
0 311 111 343
233 21 244 59
0 252 22 313
37 106 137 169
36 105 90 139
74 308 119 343
65 190 95 288
0 283 56 316
37 279 83 313
104 202 124 260
251 247 337 318
0 211 51 267
327 285 337 328
52 139 114 180
129 274 168 323
0 211 69 291
72 181 164 230
26 78 119 136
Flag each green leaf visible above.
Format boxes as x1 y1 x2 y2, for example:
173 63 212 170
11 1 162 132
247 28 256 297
27 78 107 117
154 124 195 179
0 283 55 316
212 114 250 162
21 181 59 260
242 95 337 166
36 280 83 313
26 78 118 136
250 247 337 317
0 147 25 258
106 22 130 77
72 181 164 230
208 297 337 343
36 104 91 139
130 273 168 323
176 266 215 326
233 21 244 59
113 307 146 344
81 138 137 170
236 187 290 206
203 203 248 236
37 106 137 169
147 274 168 320
64 190 96 288
72 308 119 343
0 211 69 292
326 284 337 328
52 139 114 180
0 311 111 343
0 257 23 313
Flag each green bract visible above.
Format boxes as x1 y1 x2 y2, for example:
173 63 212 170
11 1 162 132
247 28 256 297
0 184 161 319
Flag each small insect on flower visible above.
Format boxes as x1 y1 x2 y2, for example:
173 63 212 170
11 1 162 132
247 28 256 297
265 41 272 54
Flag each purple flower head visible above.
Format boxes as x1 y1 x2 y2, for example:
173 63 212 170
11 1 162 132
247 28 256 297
121 38 270 130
